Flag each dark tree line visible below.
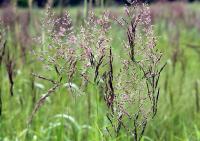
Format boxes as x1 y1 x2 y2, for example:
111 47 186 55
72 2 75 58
0 0 198 7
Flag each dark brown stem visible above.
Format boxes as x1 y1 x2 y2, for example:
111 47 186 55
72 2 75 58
6 56 15 96
31 71 36 105
195 80 199 113
32 73 57 84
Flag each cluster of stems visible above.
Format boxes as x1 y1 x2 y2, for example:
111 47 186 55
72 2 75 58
30 2 165 140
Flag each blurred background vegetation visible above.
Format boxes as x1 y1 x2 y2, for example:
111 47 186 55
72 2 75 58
0 0 200 8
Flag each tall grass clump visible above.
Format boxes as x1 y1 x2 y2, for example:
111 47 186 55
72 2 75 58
29 1 165 140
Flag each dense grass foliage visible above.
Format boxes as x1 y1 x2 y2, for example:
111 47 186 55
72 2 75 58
0 2 200 141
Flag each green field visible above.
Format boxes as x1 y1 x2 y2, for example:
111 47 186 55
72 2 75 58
0 2 200 141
